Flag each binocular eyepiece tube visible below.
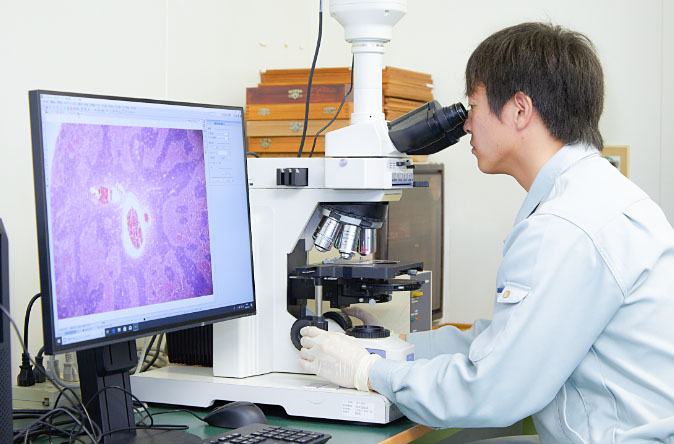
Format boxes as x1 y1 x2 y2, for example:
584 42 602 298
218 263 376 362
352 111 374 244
388 100 468 156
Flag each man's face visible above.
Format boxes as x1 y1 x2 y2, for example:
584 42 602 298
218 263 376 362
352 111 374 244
463 85 515 174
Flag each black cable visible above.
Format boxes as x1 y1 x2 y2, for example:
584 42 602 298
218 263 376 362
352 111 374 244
309 55 354 158
145 335 157 358
22 293 41 350
0 304 101 442
141 333 163 372
139 408 207 424
52 384 100 437
246 151 260 158
63 385 156 442
82 385 154 428
17 293 42 387
29 390 100 443
13 407 96 443
297 0 323 157
15 420 84 444
6 304 193 442
134 334 157 373
15 421 85 444
49 388 100 444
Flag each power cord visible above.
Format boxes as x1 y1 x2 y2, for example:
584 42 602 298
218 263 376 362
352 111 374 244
309 55 354 157
4 303 191 442
138 408 207 424
0 298 196 444
1 303 100 443
17 293 41 387
141 334 164 372
34 346 46 383
297 0 323 157
22 293 41 354
134 334 157 374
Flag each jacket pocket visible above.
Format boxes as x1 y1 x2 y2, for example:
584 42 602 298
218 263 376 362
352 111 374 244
469 282 530 362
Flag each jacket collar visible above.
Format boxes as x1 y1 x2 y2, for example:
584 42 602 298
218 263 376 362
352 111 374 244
514 143 599 226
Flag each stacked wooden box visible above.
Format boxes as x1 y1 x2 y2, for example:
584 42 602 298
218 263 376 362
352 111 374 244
245 66 434 157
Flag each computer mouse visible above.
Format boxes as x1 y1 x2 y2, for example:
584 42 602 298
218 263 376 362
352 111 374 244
203 401 268 429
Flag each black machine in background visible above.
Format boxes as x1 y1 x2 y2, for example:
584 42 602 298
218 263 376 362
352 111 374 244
0 219 12 444
376 164 445 321
379 99 462 321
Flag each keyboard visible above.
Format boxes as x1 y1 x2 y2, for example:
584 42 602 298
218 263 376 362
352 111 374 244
201 423 331 444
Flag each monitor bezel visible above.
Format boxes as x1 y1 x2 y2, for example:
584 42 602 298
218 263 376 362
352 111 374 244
29 89 256 355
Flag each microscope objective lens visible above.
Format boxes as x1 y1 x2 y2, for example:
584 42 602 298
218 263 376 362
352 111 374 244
314 216 342 252
337 224 359 259
359 228 376 255
312 216 328 240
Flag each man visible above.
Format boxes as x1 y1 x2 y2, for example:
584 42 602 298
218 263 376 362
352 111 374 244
300 22 674 443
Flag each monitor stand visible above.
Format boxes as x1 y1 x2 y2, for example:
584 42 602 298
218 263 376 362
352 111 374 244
76 340 202 443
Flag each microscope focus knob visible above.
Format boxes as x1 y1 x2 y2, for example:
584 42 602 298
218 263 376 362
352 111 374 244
290 316 328 350
323 310 353 331
346 325 391 339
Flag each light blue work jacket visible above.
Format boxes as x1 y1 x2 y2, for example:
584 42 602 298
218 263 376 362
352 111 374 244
369 143 674 443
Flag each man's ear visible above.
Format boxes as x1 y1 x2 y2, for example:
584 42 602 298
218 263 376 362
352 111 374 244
512 91 534 130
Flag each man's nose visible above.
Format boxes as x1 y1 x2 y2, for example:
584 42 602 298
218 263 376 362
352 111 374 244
463 114 471 134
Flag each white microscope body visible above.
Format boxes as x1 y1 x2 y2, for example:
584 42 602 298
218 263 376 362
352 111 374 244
131 0 421 423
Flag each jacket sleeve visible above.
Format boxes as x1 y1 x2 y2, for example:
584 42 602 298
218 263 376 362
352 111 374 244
406 319 491 360
369 215 624 428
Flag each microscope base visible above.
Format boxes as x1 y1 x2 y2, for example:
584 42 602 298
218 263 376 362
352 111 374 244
130 365 403 424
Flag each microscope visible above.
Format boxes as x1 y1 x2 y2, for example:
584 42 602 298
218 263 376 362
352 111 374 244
132 0 467 423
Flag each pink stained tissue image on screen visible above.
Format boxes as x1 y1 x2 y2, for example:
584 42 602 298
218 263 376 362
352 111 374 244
48 123 214 319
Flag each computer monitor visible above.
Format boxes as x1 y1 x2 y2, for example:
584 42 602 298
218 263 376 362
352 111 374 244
0 219 12 443
29 90 256 443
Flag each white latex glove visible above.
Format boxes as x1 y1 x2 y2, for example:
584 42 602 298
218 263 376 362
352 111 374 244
299 326 380 391
342 306 382 326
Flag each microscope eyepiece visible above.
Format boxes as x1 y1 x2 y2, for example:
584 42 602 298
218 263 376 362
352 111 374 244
388 101 468 155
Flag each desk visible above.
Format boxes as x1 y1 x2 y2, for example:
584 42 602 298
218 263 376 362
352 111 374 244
147 404 462 444
16 403 527 443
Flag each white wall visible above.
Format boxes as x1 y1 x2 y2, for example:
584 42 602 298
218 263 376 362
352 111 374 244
0 1 670 380
662 1 674 220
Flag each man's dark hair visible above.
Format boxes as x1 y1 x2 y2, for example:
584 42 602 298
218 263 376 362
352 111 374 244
466 22 604 150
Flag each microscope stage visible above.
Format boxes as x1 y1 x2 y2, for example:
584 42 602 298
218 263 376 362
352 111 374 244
294 260 423 279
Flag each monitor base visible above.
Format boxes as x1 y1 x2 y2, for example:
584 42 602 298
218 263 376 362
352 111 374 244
104 428 201 444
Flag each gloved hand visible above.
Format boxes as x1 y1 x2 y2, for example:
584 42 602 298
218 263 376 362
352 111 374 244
299 326 380 391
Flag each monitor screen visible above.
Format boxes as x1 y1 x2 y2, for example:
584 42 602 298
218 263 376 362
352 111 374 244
29 91 255 355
